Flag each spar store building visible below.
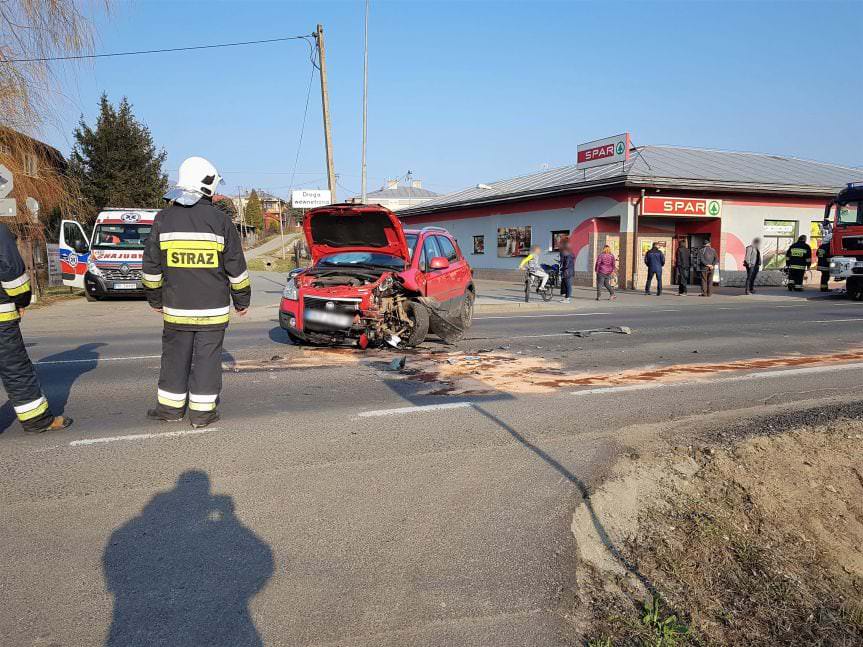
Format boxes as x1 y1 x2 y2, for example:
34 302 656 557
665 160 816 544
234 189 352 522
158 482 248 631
399 136 863 289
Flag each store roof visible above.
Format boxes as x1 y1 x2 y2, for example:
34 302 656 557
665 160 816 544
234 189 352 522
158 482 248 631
364 185 440 199
399 145 863 216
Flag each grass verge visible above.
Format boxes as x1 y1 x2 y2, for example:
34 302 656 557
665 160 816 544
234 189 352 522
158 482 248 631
576 420 863 646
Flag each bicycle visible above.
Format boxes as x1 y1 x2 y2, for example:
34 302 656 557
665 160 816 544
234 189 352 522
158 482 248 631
524 270 553 302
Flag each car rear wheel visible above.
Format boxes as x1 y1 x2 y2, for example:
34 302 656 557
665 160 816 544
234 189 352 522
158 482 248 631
460 290 475 329
404 301 429 347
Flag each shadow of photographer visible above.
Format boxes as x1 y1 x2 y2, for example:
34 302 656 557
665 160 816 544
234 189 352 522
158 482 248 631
103 470 274 646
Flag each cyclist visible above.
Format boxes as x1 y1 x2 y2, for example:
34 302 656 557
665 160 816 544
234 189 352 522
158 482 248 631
519 245 549 290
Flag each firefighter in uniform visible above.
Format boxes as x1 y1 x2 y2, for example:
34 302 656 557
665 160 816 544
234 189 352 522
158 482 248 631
816 239 832 292
785 234 812 292
0 223 72 432
143 157 251 428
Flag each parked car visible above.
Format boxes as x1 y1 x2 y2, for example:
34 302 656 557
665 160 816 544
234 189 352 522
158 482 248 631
279 204 474 348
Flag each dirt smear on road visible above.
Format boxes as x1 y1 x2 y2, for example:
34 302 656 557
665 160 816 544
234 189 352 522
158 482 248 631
572 418 863 645
391 348 863 396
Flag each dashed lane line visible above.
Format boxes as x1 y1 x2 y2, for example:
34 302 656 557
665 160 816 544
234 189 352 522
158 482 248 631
475 312 610 320
69 428 218 447
570 362 863 396
35 354 162 365
357 402 474 418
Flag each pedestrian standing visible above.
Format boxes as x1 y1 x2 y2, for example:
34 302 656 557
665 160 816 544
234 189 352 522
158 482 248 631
144 157 252 428
698 239 718 297
676 239 691 295
743 237 762 294
558 241 574 304
0 223 72 432
594 245 617 300
816 239 831 292
644 242 665 296
785 235 812 292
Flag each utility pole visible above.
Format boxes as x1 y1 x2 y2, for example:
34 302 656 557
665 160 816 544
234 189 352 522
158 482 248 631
315 24 337 202
237 187 246 250
361 0 370 204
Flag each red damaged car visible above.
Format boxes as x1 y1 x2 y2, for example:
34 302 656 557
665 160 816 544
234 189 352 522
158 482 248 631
279 204 475 348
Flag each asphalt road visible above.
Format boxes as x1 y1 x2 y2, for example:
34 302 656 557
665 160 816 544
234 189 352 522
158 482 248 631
2 278 862 646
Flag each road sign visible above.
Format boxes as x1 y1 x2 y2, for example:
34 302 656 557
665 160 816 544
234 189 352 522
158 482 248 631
0 198 16 217
0 164 13 199
576 133 631 170
26 197 39 222
291 189 332 209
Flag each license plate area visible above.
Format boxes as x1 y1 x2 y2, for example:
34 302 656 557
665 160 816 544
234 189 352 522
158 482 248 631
303 309 354 329
113 282 138 290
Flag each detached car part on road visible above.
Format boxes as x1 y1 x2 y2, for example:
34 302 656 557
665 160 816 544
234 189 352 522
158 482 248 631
279 204 475 348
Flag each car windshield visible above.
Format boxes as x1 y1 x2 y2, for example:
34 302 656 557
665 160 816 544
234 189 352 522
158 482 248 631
405 234 419 260
92 224 152 249
318 252 405 270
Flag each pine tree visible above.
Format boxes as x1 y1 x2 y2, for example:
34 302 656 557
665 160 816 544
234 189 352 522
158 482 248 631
244 190 264 230
69 94 168 224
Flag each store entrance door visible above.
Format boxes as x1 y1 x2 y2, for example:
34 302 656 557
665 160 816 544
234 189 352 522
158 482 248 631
636 235 673 290
686 233 710 286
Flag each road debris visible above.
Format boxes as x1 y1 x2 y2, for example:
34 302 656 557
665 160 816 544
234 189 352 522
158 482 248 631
388 356 407 371
566 325 632 337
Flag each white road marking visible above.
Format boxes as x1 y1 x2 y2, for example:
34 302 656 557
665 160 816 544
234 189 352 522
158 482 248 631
358 402 474 417
659 309 681 312
775 304 806 308
572 383 664 396
69 428 218 446
35 354 161 366
475 312 610 320
571 362 863 396
811 318 863 323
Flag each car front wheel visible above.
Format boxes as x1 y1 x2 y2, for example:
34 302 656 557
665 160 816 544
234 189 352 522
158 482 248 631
404 301 429 347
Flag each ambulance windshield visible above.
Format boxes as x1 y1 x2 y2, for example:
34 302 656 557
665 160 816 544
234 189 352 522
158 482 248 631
93 224 152 249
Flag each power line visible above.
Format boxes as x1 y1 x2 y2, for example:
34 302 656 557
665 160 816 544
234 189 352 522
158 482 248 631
3 35 313 63
287 47 318 199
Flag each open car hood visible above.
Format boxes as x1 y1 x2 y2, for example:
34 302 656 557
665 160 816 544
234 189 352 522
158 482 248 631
303 204 410 264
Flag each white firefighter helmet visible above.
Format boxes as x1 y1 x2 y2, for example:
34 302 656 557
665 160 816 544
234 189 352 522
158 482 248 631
164 156 224 205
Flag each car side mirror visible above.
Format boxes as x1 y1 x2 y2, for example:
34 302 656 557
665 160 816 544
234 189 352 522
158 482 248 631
429 256 450 270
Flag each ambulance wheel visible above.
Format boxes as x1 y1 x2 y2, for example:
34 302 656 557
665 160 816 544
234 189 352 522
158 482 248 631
85 291 101 302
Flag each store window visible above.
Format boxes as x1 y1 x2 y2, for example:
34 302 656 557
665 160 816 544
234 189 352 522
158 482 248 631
551 230 569 251
497 226 531 257
762 220 797 269
472 235 485 254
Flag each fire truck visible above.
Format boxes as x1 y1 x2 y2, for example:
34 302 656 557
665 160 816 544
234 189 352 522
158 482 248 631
826 183 863 300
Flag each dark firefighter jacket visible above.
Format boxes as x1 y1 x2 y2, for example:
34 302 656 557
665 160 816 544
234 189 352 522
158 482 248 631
816 242 831 272
143 198 251 330
0 223 32 322
785 240 812 270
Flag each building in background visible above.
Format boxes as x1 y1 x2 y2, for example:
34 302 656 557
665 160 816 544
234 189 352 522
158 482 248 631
0 127 69 294
350 179 439 211
399 141 863 289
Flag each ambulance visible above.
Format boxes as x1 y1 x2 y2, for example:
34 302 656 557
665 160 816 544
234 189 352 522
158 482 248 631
59 209 158 301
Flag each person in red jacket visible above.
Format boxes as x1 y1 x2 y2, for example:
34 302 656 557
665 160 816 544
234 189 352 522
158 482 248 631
594 245 617 300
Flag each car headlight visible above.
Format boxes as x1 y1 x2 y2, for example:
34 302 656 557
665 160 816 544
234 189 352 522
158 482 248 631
87 260 101 276
282 278 298 300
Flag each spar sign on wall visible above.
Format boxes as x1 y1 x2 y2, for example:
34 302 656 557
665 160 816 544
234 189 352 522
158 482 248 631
576 133 631 170
642 196 723 218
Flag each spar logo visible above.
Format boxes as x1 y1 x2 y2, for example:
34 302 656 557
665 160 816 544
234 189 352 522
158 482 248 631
643 196 723 217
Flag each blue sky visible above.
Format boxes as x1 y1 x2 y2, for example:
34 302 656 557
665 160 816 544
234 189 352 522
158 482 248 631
44 0 862 199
